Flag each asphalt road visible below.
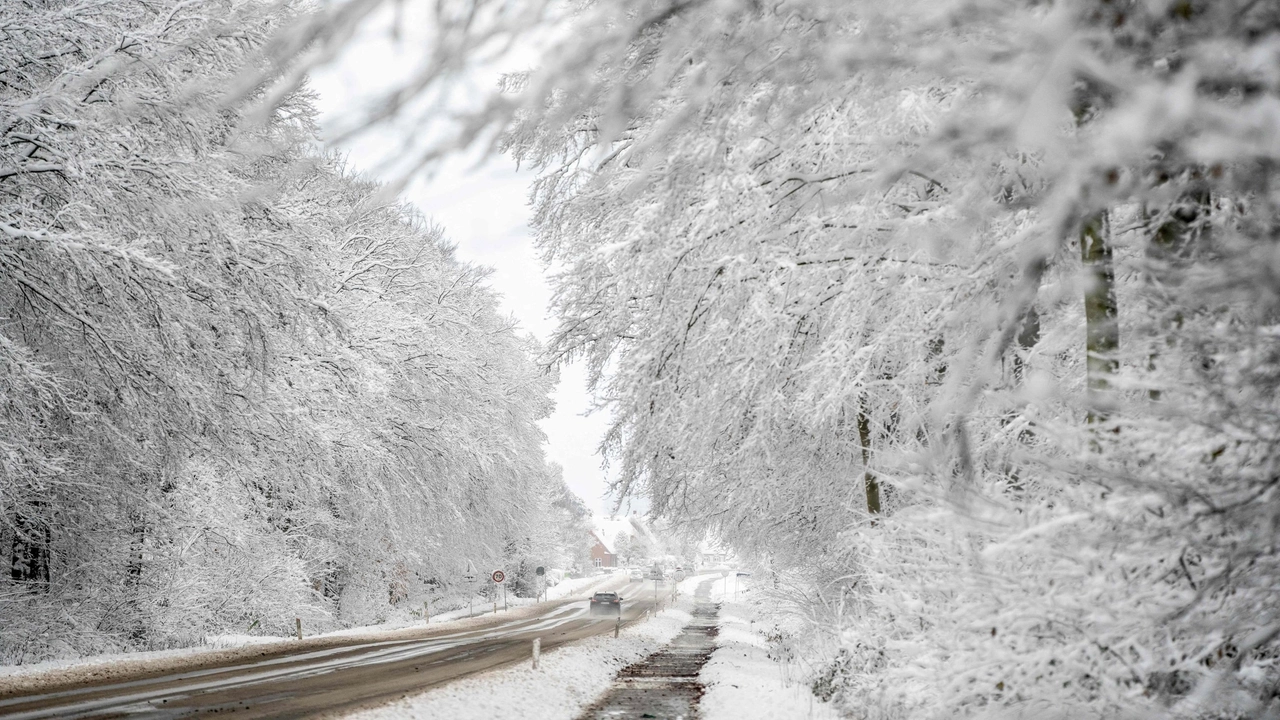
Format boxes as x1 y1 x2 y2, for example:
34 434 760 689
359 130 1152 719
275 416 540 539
0 579 671 720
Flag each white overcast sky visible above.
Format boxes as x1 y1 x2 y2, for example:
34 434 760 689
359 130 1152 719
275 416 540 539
307 7 617 515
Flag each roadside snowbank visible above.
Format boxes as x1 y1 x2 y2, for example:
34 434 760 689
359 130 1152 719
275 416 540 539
699 575 841 720
338 574 718 720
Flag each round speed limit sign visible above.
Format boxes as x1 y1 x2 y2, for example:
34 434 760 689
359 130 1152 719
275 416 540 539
491 570 506 584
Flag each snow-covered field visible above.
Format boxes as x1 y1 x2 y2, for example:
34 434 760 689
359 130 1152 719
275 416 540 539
699 575 840 720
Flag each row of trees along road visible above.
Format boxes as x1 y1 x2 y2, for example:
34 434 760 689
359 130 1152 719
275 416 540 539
254 0 1280 717
0 0 587 662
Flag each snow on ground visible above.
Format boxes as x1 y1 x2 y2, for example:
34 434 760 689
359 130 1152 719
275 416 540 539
0 574 623 694
699 574 841 720
339 574 718 720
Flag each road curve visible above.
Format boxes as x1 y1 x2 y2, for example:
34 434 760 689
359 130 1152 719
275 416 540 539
0 579 672 720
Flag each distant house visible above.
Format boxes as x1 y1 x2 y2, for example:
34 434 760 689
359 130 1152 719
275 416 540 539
588 515 658 568
588 530 617 568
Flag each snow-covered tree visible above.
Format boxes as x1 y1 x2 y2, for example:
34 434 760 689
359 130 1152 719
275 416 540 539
1 0 565 662
138 0 1280 715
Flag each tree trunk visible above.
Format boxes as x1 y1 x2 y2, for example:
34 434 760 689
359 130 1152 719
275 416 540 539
857 402 880 515
1004 307 1041 492
1082 211 1119 423
10 503 51 588
1012 307 1040 384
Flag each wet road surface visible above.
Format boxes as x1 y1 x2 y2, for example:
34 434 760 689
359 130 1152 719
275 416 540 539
0 580 665 719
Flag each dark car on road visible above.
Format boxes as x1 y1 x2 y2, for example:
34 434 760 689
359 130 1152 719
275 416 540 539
589 591 623 615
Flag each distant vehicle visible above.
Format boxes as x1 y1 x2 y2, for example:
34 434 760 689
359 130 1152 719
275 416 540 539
590 591 623 615
629 568 644 581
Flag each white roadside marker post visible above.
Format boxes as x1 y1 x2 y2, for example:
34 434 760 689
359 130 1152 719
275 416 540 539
424 600 430 624
295 618 302 640
614 616 620 638
532 638 541 669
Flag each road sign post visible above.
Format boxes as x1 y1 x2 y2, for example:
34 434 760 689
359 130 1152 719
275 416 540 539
492 570 506 614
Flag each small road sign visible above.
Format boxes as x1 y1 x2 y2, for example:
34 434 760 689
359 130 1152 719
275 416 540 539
535 566 545 576
491 570 506 584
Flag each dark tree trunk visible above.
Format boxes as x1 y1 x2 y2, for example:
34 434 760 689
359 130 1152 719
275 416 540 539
10 503 51 588
1012 307 1040 384
1082 211 1119 424
857 402 880 515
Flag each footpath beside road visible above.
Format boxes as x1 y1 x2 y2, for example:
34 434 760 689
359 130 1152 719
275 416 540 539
576 578 719 719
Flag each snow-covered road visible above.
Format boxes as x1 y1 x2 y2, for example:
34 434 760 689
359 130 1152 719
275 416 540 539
0 578 664 719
